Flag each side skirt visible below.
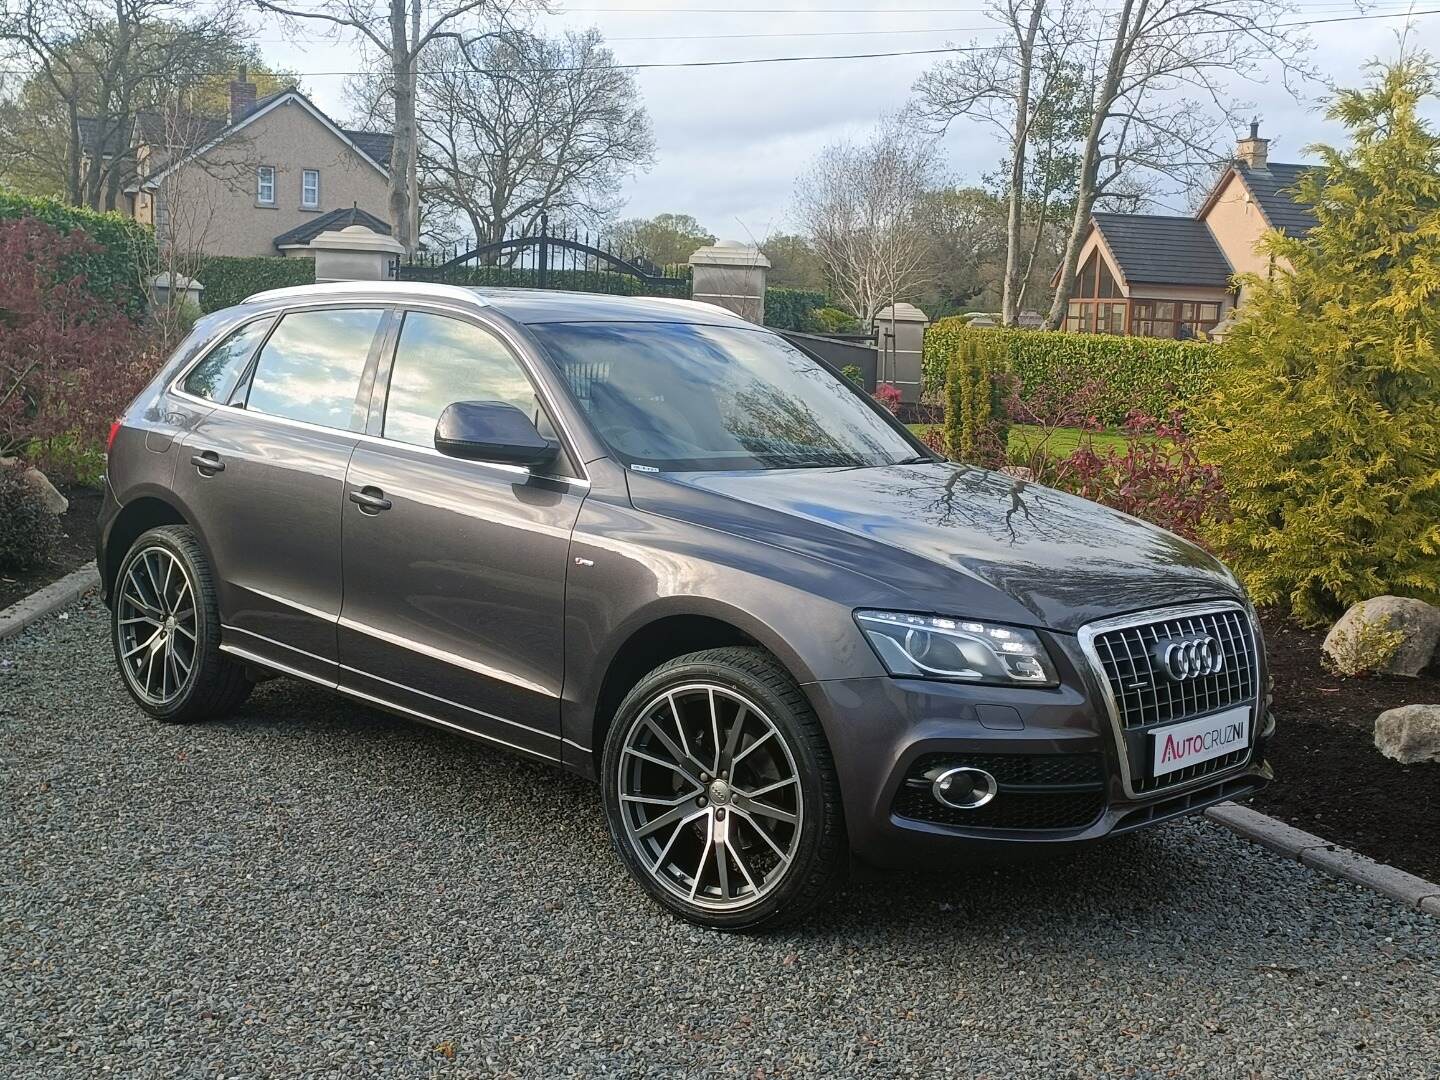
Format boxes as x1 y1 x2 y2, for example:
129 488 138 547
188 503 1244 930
219 641 563 766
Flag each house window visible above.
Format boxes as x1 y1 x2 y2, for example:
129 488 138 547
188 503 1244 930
257 165 275 205
1130 300 1222 340
1064 249 1129 335
301 169 319 209
155 204 170 240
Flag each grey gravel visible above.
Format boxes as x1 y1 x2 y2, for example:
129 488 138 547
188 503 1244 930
3 600 1439 1079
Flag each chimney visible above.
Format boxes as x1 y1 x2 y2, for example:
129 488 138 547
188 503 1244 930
229 65 257 126
1236 117 1268 170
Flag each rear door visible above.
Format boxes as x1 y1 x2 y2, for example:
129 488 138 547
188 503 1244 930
174 305 390 681
336 307 586 759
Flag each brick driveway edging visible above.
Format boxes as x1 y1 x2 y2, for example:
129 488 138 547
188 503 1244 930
1207 801 1440 916
0 561 100 642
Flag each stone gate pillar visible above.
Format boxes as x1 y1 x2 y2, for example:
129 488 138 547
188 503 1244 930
688 241 769 323
873 303 930 404
310 224 407 283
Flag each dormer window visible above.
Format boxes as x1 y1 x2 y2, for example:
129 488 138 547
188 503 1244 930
302 169 320 209
257 165 276 206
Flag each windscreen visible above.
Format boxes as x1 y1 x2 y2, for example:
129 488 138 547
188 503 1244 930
530 321 920 472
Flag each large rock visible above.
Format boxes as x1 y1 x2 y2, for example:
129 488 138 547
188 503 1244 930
1322 596 1440 677
20 467 67 516
1375 704 1440 764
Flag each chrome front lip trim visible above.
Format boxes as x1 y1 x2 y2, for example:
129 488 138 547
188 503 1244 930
1076 599 1261 801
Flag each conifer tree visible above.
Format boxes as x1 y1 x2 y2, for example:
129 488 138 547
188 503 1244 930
1197 55 1440 623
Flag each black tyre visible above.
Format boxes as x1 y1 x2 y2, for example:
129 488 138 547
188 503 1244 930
602 647 847 931
111 525 252 723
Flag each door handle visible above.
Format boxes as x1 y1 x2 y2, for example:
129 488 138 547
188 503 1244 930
190 451 225 475
348 486 392 514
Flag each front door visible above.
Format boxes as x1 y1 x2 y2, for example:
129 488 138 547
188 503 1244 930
337 309 586 759
174 305 389 681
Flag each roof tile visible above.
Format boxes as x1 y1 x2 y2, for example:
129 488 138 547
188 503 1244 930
1090 213 1233 287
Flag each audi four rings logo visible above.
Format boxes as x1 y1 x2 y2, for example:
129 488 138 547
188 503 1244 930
1158 635 1225 680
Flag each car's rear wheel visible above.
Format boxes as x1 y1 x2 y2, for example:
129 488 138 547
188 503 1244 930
602 647 847 930
112 525 252 723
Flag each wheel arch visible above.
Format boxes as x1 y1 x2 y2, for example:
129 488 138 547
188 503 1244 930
101 494 194 603
582 601 821 776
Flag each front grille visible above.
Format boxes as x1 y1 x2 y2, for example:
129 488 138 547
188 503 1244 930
1088 605 1258 795
1131 748 1249 795
1093 608 1257 730
892 753 1106 831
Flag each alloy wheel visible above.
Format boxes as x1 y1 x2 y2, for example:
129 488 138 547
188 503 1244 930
616 683 804 912
116 546 198 708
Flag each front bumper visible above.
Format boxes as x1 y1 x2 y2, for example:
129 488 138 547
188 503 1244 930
804 631 1274 868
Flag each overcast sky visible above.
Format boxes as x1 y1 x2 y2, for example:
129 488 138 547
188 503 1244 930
254 1 1436 240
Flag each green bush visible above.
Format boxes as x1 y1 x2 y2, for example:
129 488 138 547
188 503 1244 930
195 256 317 312
813 306 861 333
763 287 829 331
839 364 864 387
942 332 1008 464
0 463 61 571
923 319 1220 425
1194 58 1440 623
0 191 155 317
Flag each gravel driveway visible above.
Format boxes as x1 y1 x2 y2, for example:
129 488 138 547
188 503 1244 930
3 598 1438 1079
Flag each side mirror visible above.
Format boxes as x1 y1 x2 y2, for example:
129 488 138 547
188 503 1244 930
434 400 559 467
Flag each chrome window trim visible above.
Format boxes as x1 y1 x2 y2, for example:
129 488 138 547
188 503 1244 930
167 298 590 490
171 312 278 404
1076 599 1260 801
375 300 590 483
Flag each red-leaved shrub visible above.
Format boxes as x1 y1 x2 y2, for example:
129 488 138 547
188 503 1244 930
872 382 902 414
1048 410 1226 543
0 217 157 483
998 376 1225 543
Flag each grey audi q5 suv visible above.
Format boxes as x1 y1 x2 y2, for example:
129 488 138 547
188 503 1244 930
99 282 1274 929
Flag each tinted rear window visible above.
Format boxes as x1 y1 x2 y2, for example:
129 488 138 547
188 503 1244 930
182 318 274 403
245 308 385 431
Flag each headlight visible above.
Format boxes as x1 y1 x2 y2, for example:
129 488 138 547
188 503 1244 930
855 610 1058 686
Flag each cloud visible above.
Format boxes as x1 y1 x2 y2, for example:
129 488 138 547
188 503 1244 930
267 5 1434 240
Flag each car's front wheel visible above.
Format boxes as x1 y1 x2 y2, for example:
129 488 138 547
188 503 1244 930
111 525 253 723
602 647 847 930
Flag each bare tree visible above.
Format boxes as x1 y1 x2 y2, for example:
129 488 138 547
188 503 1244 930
1041 0 1312 327
353 27 652 250
252 0 531 254
0 0 245 209
794 119 941 325
912 0 1082 325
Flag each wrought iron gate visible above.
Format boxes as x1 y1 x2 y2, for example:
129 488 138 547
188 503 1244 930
398 216 691 299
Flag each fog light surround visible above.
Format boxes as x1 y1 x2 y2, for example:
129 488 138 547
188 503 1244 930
929 766 998 810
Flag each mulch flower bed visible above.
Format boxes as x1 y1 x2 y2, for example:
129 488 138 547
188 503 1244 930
1251 608 1440 884
0 486 101 612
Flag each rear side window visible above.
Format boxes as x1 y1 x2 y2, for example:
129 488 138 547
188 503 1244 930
382 311 552 448
245 308 385 431
182 318 274 403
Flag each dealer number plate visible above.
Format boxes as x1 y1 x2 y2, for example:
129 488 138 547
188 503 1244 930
1151 705 1251 777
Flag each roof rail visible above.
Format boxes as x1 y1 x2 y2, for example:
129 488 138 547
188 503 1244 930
242 280 490 306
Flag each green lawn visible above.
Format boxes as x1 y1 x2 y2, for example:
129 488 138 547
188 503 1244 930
907 423 1134 457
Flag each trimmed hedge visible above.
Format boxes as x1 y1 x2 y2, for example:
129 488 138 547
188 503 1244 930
195 256 317 312
923 319 1221 424
0 191 155 317
763 287 829 331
